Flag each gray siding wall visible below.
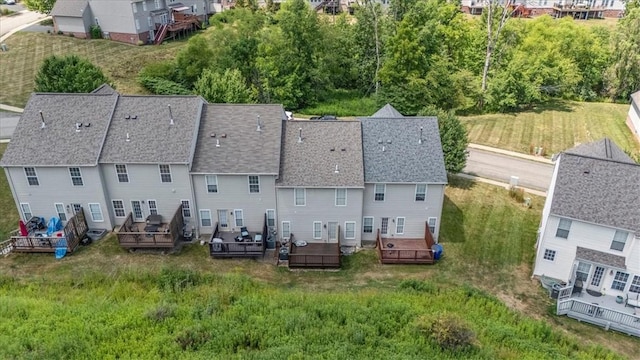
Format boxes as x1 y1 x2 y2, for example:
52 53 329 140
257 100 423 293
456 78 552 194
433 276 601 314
90 0 138 34
6 166 112 229
276 187 364 247
55 15 90 34
100 163 193 226
362 183 445 241
179 0 209 15
192 175 277 235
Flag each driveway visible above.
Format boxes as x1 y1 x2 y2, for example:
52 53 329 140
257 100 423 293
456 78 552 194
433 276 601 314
0 6 48 39
0 111 20 139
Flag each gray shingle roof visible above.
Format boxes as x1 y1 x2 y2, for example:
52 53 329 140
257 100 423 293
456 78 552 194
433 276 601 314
576 247 626 269
0 93 117 167
371 104 403 118
565 138 635 164
99 96 204 164
191 104 286 174
359 116 448 184
91 84 117 95
50 0 89 17
550 152 640 233
278 120 364 187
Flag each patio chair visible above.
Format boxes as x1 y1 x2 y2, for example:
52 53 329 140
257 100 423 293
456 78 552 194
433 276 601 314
240 226 250 239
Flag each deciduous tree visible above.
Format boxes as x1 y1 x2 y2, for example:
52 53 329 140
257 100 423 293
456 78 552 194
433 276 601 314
194 68 257 103
35 55 111 93
606 8 640 101
22 0 56 14
420 106 469 174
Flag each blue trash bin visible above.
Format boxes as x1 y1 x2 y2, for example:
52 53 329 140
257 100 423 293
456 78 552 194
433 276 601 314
432 243 443 260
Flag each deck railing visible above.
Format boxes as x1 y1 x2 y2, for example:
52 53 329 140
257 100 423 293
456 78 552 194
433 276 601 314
6 209 88 254
209 216 268 258
376 222 436 264
288 227 341 268
116 205 183 249
557 299 640 337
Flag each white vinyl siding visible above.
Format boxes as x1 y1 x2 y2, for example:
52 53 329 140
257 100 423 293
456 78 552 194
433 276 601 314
335 188 347 206
148 200 158 215
200 209 212 227
20 203 32 219
415 184 426 201
248 175 260 193
556 218 571 238
115 164 129 183
234 209 244 227
89 203 104 222
313 221 322 239
610 230 628 251
282 221 291 239
181 200 191 218
345 221 356 239
24 167 39 186
205 175 218 193
55 203 67 221
363 217 373 233
374 184 385 201
395 217 405 234
159 165 172 183
112 200 126 217
294 188 306 206
69 167 83 186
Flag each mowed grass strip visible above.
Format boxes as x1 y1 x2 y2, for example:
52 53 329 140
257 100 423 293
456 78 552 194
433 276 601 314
0 32 184 107
461 101 639 156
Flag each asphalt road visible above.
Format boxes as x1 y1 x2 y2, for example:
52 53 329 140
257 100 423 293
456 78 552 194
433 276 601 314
464 148 554 191
0 5 47 38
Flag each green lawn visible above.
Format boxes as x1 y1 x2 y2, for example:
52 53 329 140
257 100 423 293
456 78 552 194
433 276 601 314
0 32 184 108
0 143 18 241
461 100 640 158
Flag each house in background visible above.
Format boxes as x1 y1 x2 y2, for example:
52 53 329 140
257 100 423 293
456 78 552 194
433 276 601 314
460 0 625 19
628 91 640 143
51 0 211 44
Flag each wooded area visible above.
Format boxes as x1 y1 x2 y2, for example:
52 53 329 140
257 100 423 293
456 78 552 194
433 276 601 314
137 0 640 115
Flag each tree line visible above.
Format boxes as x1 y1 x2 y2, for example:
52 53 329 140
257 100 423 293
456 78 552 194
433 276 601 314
134 0 639 115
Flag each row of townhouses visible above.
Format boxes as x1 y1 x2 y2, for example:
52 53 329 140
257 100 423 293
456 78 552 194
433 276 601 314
0 85 447 248
460 0 625 18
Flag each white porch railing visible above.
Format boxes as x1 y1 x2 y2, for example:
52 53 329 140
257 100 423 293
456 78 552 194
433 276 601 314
557 299 640 337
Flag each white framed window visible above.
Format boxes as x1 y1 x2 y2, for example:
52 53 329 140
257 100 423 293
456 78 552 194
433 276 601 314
115 164 129 183
415 184 427 201
335 188 347 206
555 218 571 239
611 271 629 291
266 209 276 228
200 209 212 227
159 165 172 183
630 275 640 293
20 203 32 219
148 200 158 215
205 175 218 193
281 221 291 239
147 16 152 28
395 217 405 234
363 217 373 233
55 203 67 221
132 2 137 13
381 217 389 235
248 175 260 193
71 203 82 215
313 221 322 239
234 209 244 227
218 210 228 228
89 203 104 222
576 262 591 281
143 1 147 11
610 230 628 251
135 19 140 30
181 200 191 218
112 200 126 218
131 200 144 221
345 221 356 239
543 249 556 261
155 0 160 9
294 188 306 206
374 184 385 201
69 167 83 186
428 217 437 234
24 167 39 186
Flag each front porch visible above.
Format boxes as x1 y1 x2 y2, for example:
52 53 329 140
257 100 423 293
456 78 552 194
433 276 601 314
116 205 184 249
556 285 640 337
376 222 438 264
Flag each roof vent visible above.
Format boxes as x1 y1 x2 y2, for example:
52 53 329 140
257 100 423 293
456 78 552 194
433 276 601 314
210 133 216 138
168 104 174 126
341 148 346 152
39 110 46 129
334 164 339 174
386 140 392 144
221 133 227 138
330 148 335 152
583 169 590 175
298 128 303 143
85 123 91 127
382 145 385 152
419 126 423 144
256 115 262 132
378 139 383 144
126 133 130 142
131 115 137 120
216 139 220 148
125 115 130 120
75 123 82 132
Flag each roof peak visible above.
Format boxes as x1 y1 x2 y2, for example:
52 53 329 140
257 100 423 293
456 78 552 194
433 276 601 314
370 104 403 118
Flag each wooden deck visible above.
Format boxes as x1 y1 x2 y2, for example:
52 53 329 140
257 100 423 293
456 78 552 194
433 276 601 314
1 209 88 254
116 205 183 249
289 235 341 269
210 219 268 259
376 222 436 264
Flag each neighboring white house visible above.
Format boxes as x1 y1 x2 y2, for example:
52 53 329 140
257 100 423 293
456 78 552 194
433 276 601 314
459 0 625 18
533 139 640 299
628 91 640 143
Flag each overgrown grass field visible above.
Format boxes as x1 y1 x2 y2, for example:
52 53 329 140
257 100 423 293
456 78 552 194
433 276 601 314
0 32 183 107
461 101 640 157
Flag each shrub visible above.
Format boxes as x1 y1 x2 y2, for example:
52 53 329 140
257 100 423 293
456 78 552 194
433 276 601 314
145 304 176 323
40 18 54 26
139 76 191 95
90 25 102 39
175 326 211 350
399 279 437 293
426 314 475 351
57 30 64 35
157 268 201 292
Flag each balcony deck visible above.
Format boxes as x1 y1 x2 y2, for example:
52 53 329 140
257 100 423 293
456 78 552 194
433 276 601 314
376 222 437 264
116 205 183 250
289 242 341 268
210 221 267 259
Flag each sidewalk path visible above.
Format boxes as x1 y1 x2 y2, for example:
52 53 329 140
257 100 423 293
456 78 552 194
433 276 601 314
0 13 49 42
